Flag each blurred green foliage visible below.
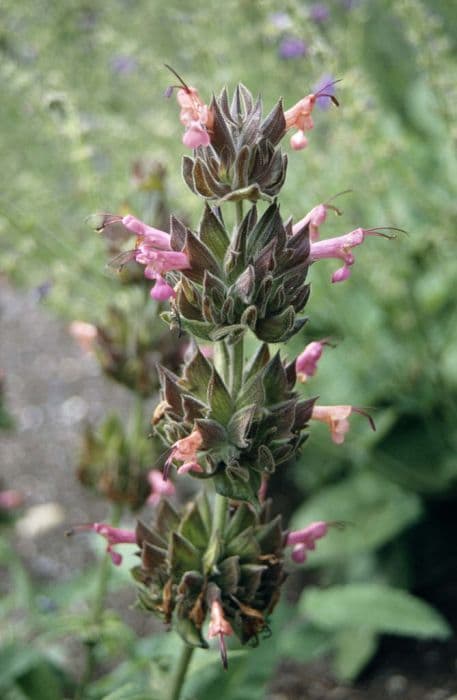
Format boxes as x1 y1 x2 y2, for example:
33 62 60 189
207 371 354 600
1 0 457 694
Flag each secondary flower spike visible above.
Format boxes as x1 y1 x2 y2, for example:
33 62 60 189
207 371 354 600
67 523 137 565
310 228 392 283
311 405 375 444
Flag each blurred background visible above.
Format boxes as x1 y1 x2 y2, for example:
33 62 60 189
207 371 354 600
1 1 457 698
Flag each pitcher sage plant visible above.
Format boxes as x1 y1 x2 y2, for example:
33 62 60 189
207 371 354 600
79 72 394 700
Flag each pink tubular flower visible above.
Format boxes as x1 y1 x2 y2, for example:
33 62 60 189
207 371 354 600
122 214 172 250
296 340 330 382
121 213 190 300
286 521 328 563
284 82 338 150
311 405 375 444
147 469 176 506
176 86 213 149
293 203 328 240
67 523 137 566
310 228 389 283
207 589 234 669
164 429 204 479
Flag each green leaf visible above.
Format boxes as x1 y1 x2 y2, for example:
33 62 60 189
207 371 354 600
182 346 213 402
101 683 155 700
300 584 452 639
180 317 214 341
256 306 295 343
290 472 422 565
0 644 41 692
333 628 379 681
214 469 260 505
208 369 233 425
227 405 256 448
198 205 230 262
169 533 201 580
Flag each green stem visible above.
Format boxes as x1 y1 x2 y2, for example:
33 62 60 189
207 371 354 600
235 200 244 228
167 643 195 700
75 501 123 700
212 492 228 544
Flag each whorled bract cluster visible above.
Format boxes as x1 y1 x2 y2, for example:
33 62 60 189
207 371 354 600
132 494 285 650
182 84 287 203
164 202 311 344
154 345 315 502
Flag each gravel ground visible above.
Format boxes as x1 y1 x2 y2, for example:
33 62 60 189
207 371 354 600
1 278 456 700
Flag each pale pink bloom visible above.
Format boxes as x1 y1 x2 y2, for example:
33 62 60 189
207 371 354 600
310 227 383 283
121 213 189 298
183 121 211 148
311 405 375 444
176 86 213 149
69 321 97 354
149 274 176 301
285 82 338 150
296 340 327 382
137 244 189 276
208 597 234 669
290 130 309 151
311 405 352 444
69 522 137 566
122 214 172 250
292 203 328 241
147 469 176 506
0 490 24 510
287 521 329 563
164 429 204 479
284 94 316 150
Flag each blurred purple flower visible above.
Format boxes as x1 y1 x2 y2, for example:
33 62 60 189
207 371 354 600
309 3 330 23
313 73 336 110
279 37 308 60
110 55 137 76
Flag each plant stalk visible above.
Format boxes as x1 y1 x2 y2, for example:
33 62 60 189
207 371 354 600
75 501 123 700
167 643 195 700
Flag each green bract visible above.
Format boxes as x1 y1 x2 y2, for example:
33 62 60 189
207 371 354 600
154 346 315 502
133 495 285 649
